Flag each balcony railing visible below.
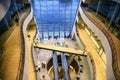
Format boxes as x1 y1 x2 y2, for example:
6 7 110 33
82 7 120 80
16 7 31 80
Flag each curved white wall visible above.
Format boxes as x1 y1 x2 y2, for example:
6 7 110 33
79 7 116 80
22 8 33 80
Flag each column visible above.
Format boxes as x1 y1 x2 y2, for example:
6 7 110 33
52 51 59 80
61 53 71 80
108 3 119 29
96 0 101 15
48 31 49 39
59 25 60 38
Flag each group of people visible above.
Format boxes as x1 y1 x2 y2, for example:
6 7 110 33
35 61 46 79
36 61 46 72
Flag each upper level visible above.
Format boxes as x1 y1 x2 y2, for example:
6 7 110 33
81 0 120 40
78 1 120 79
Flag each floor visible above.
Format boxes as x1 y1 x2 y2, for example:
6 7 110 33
0 10 27 80
26 21 36 80
0 8 108 80
77 27 106 80
84 9 120 79
34 39 84 55
34 38 91 80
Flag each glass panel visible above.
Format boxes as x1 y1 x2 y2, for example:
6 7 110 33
54 32 59 38
60 32 64 38
43 32 48 39
49 32 54 39
39 32 43 39
32 0 80 39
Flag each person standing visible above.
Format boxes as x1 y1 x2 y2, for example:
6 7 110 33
37 61 41 72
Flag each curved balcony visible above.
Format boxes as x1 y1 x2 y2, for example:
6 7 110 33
79 5 120 80
82 7 120 80
22 7 34 80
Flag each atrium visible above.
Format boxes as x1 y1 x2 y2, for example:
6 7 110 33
0 0 120 80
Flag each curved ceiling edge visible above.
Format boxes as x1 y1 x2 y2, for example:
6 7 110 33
0 0 11 21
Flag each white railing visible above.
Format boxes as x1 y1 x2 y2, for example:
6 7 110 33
22 8 33 80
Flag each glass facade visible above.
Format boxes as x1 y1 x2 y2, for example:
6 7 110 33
88 1 120 39
88 1 117 19
31 0 80 39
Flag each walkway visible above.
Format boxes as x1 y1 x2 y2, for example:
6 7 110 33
33 43 86 55
0 11 27 79
25 20 36 80
85 10 120 79
34 38 91 80
77 27 106 80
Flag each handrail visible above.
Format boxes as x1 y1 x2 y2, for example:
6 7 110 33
75 23 86 49
82 7 119 79
16 7 31 80
75 15 96 80
75 24 96 80
32 29 40 80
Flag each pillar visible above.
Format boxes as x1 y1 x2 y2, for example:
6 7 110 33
108 3 119 29
96 0 101 15
52 51 59 80
61 53 71 80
